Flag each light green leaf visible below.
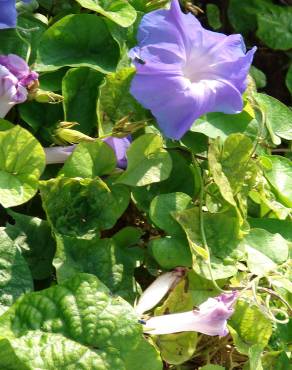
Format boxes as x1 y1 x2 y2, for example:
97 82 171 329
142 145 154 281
5 211 55 280
249 345 264 370
54 230 143 302
208 138 236 206
149 236 192 270
132 150 197 212
149 192 192 236
0 274 161 369
40 177 129 237
117 134 172 186
262 155 292 208
243 228 289 276
229 300 273 355
175 206 243 260
97 67 147 136
76 0 137 27
0 125 45 208
0 230 33 315
60 141 117 178
175 207 243 280
36 14 119 72
221 133 255 191
191 108 255 140
62 67 103 135
255 93 292 142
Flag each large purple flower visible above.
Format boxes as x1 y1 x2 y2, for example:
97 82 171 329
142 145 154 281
129 0 256 139
0 0 32 29
0 54 38 117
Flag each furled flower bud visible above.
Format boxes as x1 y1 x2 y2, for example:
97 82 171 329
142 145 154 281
135 268 187 315
28 88 64 104
0 54 38 117
53 121 94 145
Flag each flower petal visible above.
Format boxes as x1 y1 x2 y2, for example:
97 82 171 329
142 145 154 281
103 136 131 169
0 0 17 29
144 310 228 336
44 146 75 164
211 46 257 93
131 72 243 140
0 54 39 86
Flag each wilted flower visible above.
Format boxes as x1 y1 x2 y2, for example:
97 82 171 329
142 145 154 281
135 268 186 315
44 136 131 169
129 0 256 139
0 54 38 117
144 291 238 336
0 0 32 29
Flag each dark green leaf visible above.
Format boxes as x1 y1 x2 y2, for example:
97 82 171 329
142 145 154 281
5 211 55 280
40 177 129 237
0 230 33 315
62 67 103 135
36 14 120 73
54 230 142 302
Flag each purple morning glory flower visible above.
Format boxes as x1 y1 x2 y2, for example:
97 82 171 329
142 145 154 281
44 137 131 169
129 0 256 139
143 291 238 336
0 0 32 29
0 54 38 117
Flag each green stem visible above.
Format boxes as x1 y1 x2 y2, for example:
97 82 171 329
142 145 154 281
97 133 113 140
15 28 33 64
192 154 226 293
